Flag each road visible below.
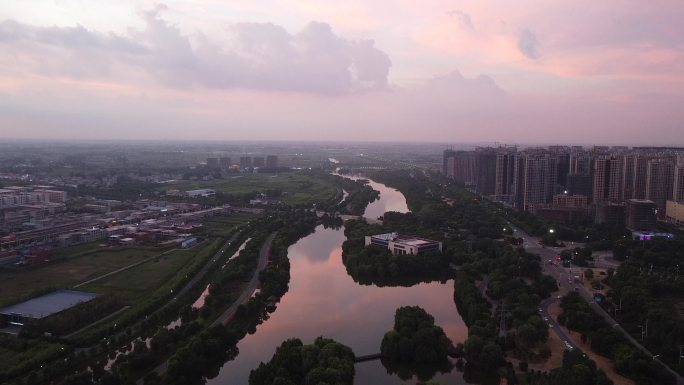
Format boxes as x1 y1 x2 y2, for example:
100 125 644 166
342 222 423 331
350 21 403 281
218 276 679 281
166 234 240 308
211 232 276 326
74 232 239 354
509 222 684 385
147 232 277 380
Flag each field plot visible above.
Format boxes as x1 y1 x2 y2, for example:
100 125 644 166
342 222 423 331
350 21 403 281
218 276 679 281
0 247 159 307
204 213 255 237
82 247 198 302
163 172 337 205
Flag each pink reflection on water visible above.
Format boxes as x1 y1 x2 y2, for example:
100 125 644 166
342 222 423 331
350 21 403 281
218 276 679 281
208 225 468 385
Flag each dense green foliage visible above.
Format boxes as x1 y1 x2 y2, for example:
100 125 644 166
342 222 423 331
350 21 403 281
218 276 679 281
341 219 451 285
381 306 452 364
523 349 613 385
559 292 676 385
601 239 684 377
249 337 355 385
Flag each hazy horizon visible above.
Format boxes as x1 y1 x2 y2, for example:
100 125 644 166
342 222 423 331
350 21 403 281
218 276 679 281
1 1 683 144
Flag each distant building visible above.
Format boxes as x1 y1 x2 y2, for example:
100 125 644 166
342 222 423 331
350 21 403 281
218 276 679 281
207 157 219 169
553 194 588 208
566 173 592 200
512 152 557 211
266 155 279 168
443 149 456 176
0 290 97 326
666 200 684 227
594 202 626 227
646 159 674 218
240 156 252 168
672 154 684 202
186 189 216 198
626 199 657 230
364 232 442 255
592 156 623 203
253 156 265 167
219 157 231 170
181 237 198 248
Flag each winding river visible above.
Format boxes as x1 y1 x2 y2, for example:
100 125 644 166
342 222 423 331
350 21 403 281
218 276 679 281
208 177 469 385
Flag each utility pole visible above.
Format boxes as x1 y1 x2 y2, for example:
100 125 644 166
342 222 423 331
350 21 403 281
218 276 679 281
679 345 683 366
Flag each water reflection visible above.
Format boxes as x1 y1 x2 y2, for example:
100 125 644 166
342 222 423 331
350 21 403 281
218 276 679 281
208 225 469 385
336 173 409 220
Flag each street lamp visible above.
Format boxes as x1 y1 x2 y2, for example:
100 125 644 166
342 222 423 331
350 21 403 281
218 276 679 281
549 229 555 234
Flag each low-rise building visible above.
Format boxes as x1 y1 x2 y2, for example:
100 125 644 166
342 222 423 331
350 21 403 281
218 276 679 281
626 199 657 230
186 189 216 198
364 232 442 255
666 200 684 226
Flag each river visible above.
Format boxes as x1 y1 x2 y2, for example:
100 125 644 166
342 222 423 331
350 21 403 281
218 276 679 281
208 177 470 385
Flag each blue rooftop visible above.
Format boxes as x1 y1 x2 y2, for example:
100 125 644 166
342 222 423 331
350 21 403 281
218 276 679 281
0 290 97 319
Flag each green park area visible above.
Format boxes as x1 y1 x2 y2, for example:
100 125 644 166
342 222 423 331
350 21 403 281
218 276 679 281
162 172 339 206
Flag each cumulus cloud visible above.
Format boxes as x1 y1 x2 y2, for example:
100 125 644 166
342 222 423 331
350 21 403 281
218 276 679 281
517 28 538 59
0 5 391 94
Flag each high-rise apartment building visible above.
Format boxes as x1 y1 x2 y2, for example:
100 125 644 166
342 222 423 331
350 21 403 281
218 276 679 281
673 153 684 202
240 156 252 168
266 155 279 168
253 157 265 167
513 152 557 211
443 149 456 176
569 153 592 175
592 156 623 203
646 159 674 218
206 157 219 169
632 155 654 199
219 157 231 170
626 199 657 230
494 151 515 200
476 149 497 196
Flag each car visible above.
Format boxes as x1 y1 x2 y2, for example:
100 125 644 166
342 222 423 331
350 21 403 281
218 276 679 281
538 307 542 312
548 322 553 327
543 316 549 321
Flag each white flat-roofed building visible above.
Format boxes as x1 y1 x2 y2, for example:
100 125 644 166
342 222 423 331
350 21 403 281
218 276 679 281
186 189 216 197
364 232 442 255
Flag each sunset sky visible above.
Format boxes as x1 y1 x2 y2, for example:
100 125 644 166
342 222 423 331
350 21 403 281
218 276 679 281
1 1 683 145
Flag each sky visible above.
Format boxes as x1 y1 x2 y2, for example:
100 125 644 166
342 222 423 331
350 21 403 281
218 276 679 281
1 1 683 145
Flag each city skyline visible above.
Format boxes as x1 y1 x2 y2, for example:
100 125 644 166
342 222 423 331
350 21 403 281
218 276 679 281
1 1 684 144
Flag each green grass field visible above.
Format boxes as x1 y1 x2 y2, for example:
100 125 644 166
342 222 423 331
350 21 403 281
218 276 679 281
162 172 337 205
203 213 256 237
0 212 258 309
81 247 197 302
0 247 158 307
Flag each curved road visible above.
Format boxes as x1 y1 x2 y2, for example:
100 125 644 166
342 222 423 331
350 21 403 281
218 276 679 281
509 222 684 385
